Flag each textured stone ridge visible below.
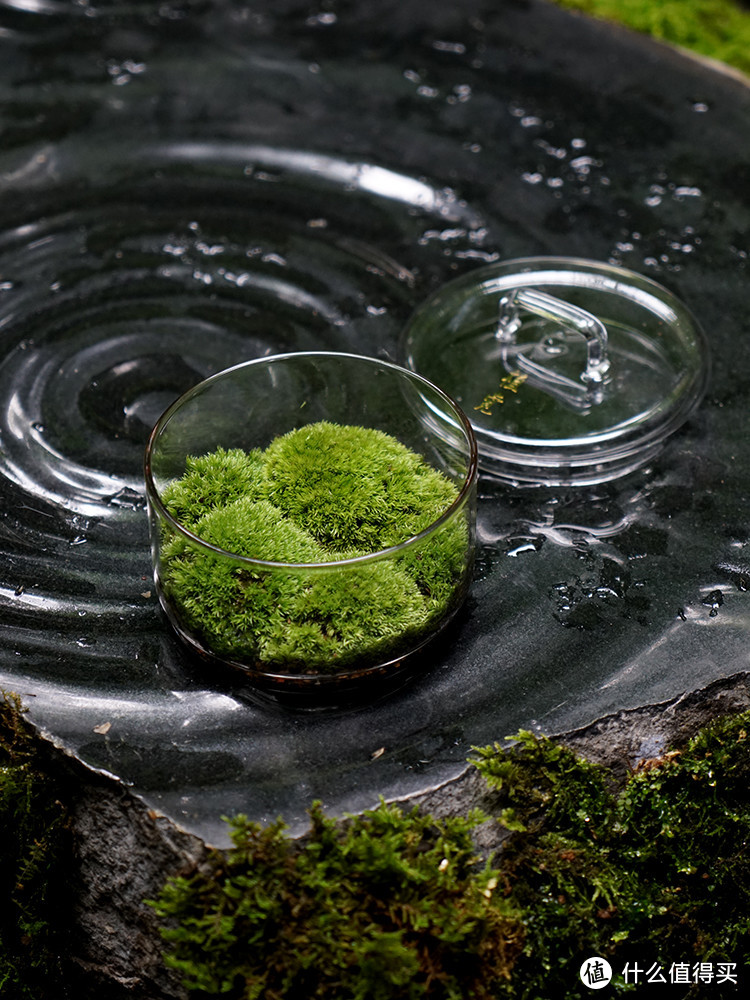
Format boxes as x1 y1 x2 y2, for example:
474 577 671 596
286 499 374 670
64 774 205 999
405 672 750 857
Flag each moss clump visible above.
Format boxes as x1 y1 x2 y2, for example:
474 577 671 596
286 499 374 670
159 422 469 672
149 801 524 999
0 693 68 998
472 721 750 997
152 712 750 999
159 447 267 531
551 0 750 77
262 422 459 552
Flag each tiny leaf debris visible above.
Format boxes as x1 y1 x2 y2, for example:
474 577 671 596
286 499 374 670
474 371 527 416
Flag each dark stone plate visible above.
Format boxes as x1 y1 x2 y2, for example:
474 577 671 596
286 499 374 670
0 0 748 845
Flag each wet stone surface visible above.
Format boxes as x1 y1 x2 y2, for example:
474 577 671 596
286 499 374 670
0 0 749 859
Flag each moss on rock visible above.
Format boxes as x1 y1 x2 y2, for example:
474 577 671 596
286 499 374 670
152 711 750 998
149 801 524 1000
0 694 68 999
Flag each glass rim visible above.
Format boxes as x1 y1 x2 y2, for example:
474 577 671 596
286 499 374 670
143 350 478 570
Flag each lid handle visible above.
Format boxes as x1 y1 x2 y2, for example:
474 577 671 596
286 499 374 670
497 288 611 406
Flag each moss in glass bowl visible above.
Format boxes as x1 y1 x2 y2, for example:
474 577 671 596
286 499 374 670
157 421 470 674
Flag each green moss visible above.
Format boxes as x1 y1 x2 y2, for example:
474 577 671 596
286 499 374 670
262 422 458 552
149 801 524 999
551 0 750 76
158 422 469 672
166 498 430 665
152 713 750 999
162 447 267 531
257 560 428 666
472 723 750 997
0 693 68 998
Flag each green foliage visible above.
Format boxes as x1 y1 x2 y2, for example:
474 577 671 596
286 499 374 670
552 0 750 76
152 713 750 999
472 721 750 997
262 423 458 552
159 448 267 531
471 730 614 839
149 801 524 999
159 423 469 671
0 693 68 998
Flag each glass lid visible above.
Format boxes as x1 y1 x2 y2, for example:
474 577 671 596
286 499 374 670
402 257 709 485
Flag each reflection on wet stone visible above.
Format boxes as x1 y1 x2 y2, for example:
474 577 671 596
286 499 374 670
79 354 204 443
549 550 647 631
715 560 750 592
78 743 246 791
702 589 725 617
615 524 671 559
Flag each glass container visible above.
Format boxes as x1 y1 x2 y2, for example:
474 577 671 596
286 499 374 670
403 257 709 485
144 351 477 708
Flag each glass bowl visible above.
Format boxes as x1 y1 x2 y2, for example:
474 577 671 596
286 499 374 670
144 351 477 709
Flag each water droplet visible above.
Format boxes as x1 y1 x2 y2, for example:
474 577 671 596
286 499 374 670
432 40 466 54
306 11 337 26
506 541 540 558
196 241 224 256
701 589 724 616
105 486 146 510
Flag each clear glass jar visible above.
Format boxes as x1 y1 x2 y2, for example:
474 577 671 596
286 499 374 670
144 351 477 708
